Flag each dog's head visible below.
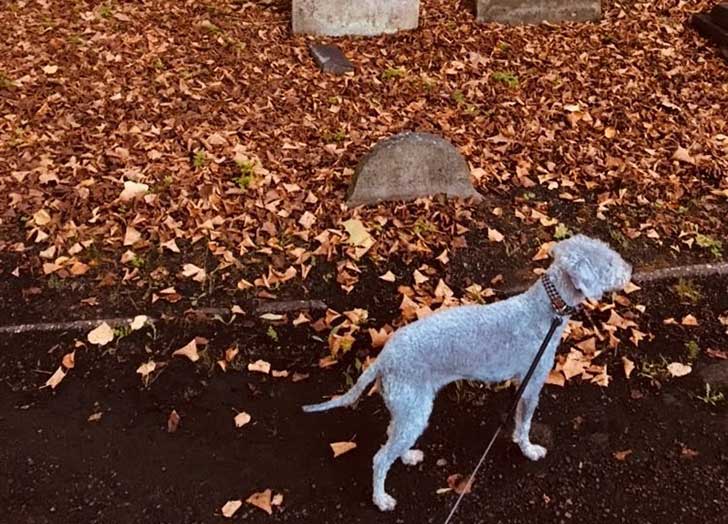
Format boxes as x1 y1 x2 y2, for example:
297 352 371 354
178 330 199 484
550 234 632 301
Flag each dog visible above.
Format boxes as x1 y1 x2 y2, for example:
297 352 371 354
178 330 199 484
303 235 632 511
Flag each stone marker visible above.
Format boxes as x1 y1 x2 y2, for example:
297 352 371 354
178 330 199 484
308 43 354 75
476 0 601 24
347 132 481 206
292 0 419 36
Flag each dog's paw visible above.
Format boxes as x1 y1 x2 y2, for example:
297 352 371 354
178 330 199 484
521 443 547 461
401 449 424 466
373 492 397 512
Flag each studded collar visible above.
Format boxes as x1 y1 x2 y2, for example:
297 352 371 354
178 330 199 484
541 273 580 317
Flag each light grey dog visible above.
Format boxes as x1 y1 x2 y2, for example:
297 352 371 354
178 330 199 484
303 235 632 511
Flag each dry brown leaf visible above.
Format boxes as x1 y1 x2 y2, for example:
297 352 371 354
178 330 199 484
545 370 565 387
672 146 695 165
62 351 76 369
33 209 51 226
447 473 473 494
330 441 357 457
533 242 555 261
706 348 727 360
88 412 103 422
622 357 635 379
246 489 273 515
167 409 180 433
271 493 284 507
87 322 114 346
613 449 633 461
173 339 200 362
248 359 271 374
413 269 429 285
130 315 148 331
136 360 156 378
44 366 66 389
234 412 252 428
487 228 504 242
123 226 141 246
379 270 396 282
221 500 242 518
119 181 149 201
681 314 698 326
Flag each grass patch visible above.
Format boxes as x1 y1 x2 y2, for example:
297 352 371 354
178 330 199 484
491 71 519 88
672 279 702 304
695 234 722 258
381 67 406 81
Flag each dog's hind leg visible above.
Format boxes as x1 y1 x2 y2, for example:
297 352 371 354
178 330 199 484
372 383 433 511
512 371 548 461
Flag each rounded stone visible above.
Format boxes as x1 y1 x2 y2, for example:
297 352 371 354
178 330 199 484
346 132 481 207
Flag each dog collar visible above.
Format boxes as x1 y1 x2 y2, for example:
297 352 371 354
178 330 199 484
541 273 580 317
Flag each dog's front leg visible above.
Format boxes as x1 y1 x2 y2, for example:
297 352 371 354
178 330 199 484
512 377 547 461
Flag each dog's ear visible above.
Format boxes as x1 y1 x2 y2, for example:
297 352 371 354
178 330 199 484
551 237 603 300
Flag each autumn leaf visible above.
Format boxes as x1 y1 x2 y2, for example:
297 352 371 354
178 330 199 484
622 357 635 379
672 145 695 165
43 366 66 389
413 269 429 285
447 473 473 494
667 362 692 377
62 351 76 369
613 449 633 461
379 270 396 282
681 314 698 326
369 327 391 348
88 322 114 346
173 339 200 362
487 228 504 242
42 64 59 74
136 360 156 382
123 226 141 246
33 209 51 226
533 242 554 261
167 409 180 433
342 219 372 247
248 359 271 374
246 489 273 515
330 441 357 457
234 412 252 428
130 315 148 331
221 500 242 518
119 181 149 201
546 369 565 387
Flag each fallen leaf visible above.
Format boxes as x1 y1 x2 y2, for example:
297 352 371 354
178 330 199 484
70 261 90 276
272 369 289 378
271 493 284 506
706 348 727 360
369 327 391 348
667 362 692 377
246 489 273 515
259 313 284 321
680 447 699 459
623 281 641 294
447 473 473 494
123 226 141 246
167 409 180 433
672 145 696 165
44 366 66 389
330 441 357 457
182 263 206 282
221 500 242 518
681 314 698 326
162 239 180 253
234 412 252 428
413 269 429 285
42 64 59 74
173 339 200 362
342 219 372 247
136 360 156 378
613 449 633 461
87 322 114 346
487 228 504 242
130 315 148 331
533 242 555 261
248 359 271 374
379 270 396 282
622 357 635 379
119 181 149 201
62 351 76 369
546 370 565 386
87 412 103 422
33 209 51 226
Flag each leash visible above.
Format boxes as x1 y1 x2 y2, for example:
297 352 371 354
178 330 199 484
442 314 564 524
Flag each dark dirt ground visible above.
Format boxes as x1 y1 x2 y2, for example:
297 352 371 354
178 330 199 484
2 275 727 524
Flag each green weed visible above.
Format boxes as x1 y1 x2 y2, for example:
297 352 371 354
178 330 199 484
193 150 207 169
554 223 572 240
697 383 725 406
695 234 722 258
381 68 406 81
491 71 519 88
266 325 279 342
672 279 702 304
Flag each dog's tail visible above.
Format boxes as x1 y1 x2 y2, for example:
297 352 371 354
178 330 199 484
302 362 379 413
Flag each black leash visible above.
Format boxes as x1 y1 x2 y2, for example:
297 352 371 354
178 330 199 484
442 315 564 524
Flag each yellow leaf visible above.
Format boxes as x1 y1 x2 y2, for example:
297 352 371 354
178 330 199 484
221 500 242 518
342 219 372 247
369 327 391 348
33 209 51 226
234 412 252 428
173 339 200 362
246 489 273 515
248 359 271 374
87 322 114 346
44 366 66 389
330 441 357 457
